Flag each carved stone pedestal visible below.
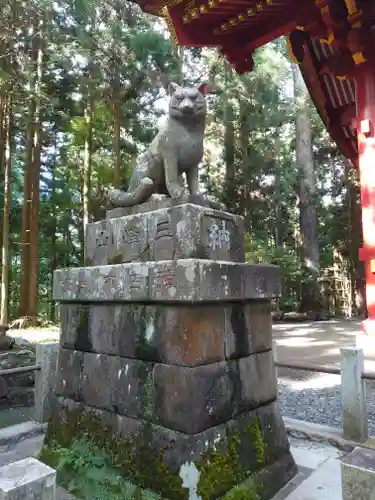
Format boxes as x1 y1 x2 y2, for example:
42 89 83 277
44 200 297 499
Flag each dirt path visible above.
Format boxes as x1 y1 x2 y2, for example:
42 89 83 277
273 319 364 368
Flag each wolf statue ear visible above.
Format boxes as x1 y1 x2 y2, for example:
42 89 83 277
168 82 181 96
198 83 215 95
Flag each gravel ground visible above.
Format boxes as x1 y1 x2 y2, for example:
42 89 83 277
277 369 375 436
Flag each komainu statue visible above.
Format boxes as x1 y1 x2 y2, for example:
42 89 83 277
107 82 223 209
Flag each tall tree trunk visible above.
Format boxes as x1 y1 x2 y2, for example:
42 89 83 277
238 96 251 225
83 95 93 263
50 134 57 323
292 63 321 313
274 131 282 247
83 10 95 263
224 62 236 212
0 95 5 180
113 98 121 188
346 161 365 316
0 97 12 326
27 17 44 320
19 29 38 318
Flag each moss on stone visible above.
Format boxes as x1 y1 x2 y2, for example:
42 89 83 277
196 416 265 499
41 405 186 500
107 253 123 265
41 404 267 500
246 416 265 467
224 479 261 500
142 371 156 421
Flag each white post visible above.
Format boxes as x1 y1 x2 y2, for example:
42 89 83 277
273 340 278 378
35 342 59 423
340 346 368 442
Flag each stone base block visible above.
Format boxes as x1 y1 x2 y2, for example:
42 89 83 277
55 346 277 434
43 397 296 499
341 446 375 499
86 202 244 265
53 259 281 303
59 301 272 366
0 457 56 499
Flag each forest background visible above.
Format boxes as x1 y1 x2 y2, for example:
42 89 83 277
0 0 364 327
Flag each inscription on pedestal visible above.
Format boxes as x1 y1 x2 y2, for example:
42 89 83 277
113 217 148 264
207 219 231 251
122 228 141 245
152 215 174 261
154 269 176 289
95 224 113 248
202 215 239 261
86 221 115 266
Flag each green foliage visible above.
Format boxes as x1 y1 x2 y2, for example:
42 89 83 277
224 481 261 500
49 439 161 499
245 235 301 311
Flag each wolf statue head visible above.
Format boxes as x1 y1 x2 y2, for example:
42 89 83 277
168 82 214 121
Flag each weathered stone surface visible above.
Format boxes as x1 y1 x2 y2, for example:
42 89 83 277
153 352 276 434
87 203 244 265
106 194 174 218
153 305 226 366
0 457 56 500
81 353 120 410
248 451 297 500
50 397 295 498
106 193 225 218
224 301 273 358
59 304 90 351
34 343 59 423
85 216 149 267
60 351 276 433
238 351 277 412
341 446 375 500
53 262 149 302
153 361 235 433
116 357 155 419
257 401 291 463
60 302 274 366
54 260 281 303
55 349 82 401
242 263 283 300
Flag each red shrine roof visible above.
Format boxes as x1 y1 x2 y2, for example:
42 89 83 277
132 0 366 163
297 34 357 164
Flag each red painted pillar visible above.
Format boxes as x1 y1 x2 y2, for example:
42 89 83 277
355 63 375 333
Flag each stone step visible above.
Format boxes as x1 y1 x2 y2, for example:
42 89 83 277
277 458 342 500
0 457 55 499
0 420 45 446
341 446 375 499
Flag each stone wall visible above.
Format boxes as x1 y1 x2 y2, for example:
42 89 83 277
0 345 36 407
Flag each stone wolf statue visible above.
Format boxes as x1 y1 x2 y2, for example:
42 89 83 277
107 82 215 208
